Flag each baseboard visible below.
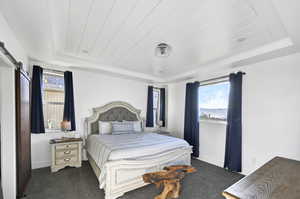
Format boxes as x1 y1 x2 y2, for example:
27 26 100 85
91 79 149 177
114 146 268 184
197 156 224 168
32 161 51 169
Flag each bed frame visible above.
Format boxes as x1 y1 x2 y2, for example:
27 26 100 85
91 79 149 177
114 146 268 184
85 101 192 199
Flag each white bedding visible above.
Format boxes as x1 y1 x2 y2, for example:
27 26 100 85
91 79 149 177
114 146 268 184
86 132 190 188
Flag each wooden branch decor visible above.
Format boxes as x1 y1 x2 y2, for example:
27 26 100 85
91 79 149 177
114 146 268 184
143 165 196 199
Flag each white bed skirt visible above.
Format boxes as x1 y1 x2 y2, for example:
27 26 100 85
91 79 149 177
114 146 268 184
89 146 192 199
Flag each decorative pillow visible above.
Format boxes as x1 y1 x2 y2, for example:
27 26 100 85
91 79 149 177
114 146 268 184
123 120 142 132
132 121 142 132
111 121 134 133
98 121 112 134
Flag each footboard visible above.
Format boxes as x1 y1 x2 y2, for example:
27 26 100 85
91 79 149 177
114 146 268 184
104 147 192 199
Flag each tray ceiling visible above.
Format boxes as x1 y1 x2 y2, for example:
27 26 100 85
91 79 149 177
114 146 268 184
0 0 293 82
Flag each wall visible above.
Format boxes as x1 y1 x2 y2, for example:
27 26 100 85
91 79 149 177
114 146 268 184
0 12 28 71
31 70 149 169
0 65 17 199
168 52 300 175
0 12 28 199
73 70 148 134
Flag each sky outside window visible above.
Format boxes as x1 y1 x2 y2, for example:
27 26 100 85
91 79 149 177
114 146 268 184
199 81 230 121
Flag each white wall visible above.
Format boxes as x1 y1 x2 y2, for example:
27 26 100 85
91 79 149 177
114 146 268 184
31 70 149 169
168 52 300 175
0 12 28 199
0 12 28 71
73 70 148 134
0 66 17 199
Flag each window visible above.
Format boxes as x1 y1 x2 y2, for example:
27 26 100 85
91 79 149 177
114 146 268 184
43 72 65 131
199 81 230 122
153 89 160 126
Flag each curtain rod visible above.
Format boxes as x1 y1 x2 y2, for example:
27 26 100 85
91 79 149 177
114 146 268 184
0 41 23 69
199 71 246 85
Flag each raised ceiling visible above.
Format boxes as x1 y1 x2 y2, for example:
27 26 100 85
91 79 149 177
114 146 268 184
0 0 296 82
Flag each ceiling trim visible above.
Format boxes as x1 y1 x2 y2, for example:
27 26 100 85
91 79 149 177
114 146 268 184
31 37 294 84
51 51 165 82
165 37 294 82
4 0 298 84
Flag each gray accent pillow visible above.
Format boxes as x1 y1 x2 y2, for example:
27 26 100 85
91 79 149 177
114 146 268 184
111 122 134 133
123 120 142 132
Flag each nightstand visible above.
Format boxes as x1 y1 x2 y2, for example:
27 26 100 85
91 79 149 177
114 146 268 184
50 138 83 172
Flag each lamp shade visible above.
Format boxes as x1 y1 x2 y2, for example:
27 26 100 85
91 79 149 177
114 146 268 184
61 120 71 131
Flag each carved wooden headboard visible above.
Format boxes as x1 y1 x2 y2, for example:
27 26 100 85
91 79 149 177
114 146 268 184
85 101 142 137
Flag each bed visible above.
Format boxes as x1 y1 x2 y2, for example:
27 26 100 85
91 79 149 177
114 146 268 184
84 101 192 199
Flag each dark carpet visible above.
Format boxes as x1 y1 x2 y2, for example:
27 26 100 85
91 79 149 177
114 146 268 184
26 159 243 199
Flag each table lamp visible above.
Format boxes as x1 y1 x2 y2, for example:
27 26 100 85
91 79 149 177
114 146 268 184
61 120 71 133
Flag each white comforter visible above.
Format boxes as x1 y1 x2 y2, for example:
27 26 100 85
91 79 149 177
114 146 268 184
86 132 189 188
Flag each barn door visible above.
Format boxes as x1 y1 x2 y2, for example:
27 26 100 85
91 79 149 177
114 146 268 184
15 68 31 198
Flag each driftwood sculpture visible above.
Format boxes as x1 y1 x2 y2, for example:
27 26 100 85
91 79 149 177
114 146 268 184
143 165 197 199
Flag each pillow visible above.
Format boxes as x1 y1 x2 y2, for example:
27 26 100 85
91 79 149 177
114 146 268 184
123 120 142 132
111 121 134 133
132 121 142 132
98 121 112 134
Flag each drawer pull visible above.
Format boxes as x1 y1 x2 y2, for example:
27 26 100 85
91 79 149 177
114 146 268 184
66 145 70 148
64 150 71 154
64 158 71 162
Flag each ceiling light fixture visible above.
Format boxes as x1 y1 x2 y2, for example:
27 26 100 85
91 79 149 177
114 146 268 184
237 37 247 43
155 43 171 57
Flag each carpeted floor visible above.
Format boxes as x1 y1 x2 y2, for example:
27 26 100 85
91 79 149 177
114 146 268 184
26 159 243 199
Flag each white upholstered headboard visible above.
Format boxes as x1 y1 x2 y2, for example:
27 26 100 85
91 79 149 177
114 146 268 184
84 101 142 138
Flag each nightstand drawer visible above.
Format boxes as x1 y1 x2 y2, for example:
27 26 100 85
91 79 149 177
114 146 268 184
55 143 78 150
56 149 78 158
55 156 78 165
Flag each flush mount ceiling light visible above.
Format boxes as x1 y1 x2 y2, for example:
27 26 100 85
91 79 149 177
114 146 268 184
155 43 171 57
82 49 89 54
237 37 247 43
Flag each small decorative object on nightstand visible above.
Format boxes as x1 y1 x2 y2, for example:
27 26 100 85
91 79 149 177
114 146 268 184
50 137 83 172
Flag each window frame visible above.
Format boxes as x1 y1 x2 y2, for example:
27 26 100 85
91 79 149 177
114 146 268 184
198 79 229 124
42 70 65 132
